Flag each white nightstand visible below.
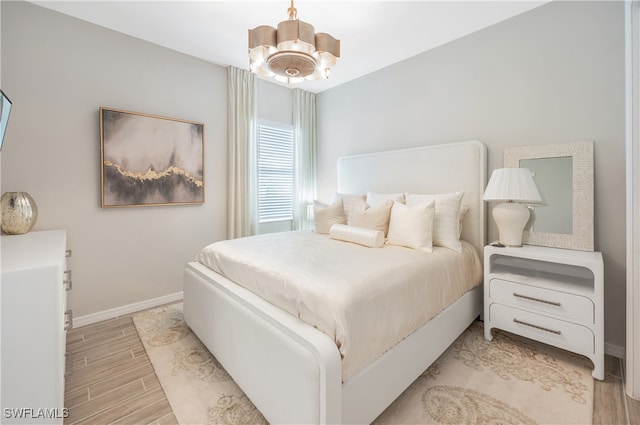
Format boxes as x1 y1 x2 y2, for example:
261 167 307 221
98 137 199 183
483 244 604 380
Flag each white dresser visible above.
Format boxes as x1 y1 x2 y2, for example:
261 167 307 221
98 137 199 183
483 244 604 380
1 230 72 424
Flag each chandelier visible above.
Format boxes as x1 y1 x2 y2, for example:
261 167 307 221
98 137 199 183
248 0 340 84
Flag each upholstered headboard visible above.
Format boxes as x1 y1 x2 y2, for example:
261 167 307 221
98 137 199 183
336 140 487 255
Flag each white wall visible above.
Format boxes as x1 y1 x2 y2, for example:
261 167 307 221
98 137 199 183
317 1 626 350
1 1 295 319
1 1 228 318
258 79 292 124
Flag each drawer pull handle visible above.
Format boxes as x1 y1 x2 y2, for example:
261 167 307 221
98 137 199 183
63 270 72 291
64 309 73 330
513 318 561 335
65 352 73 377
513 292 561 307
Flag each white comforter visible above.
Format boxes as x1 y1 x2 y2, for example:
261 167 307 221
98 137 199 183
196 231 482 381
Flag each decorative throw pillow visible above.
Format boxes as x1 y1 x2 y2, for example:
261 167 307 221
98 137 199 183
314 199 346 234
366 191 405 207
405 191 464 252
329 224 385 248
458 204 469 238
349 198 394 236
386 200 435 251
331 193 366 224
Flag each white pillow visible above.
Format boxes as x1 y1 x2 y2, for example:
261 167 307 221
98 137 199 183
331 193 366 224
386 200 435 252
366 191 405 207
458 204 469 238
314 199 346 234
405 191 464 252
329 224 384 248
349 198 394 236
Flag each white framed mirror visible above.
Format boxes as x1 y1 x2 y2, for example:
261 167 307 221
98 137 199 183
504 141 594 251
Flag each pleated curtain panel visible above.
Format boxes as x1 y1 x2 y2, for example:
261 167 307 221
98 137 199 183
292 89 317 230
227 66 258 239
227 67 317 236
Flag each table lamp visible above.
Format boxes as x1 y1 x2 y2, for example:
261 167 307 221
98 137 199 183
483 168 542 247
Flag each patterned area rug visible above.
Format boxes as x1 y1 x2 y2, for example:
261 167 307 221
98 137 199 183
132 303 594 425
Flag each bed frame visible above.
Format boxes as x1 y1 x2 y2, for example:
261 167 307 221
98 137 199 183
184 140 487 424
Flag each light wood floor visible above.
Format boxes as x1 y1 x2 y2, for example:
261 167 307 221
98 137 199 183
64 313 640 425
64 316 176 425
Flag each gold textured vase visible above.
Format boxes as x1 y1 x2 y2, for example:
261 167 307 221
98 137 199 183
1 192 38 235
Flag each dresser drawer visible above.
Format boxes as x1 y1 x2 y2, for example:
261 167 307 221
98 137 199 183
489 303 595 355
489 278 594 323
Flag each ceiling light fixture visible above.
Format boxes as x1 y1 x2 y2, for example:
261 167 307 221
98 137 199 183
248 0 340 84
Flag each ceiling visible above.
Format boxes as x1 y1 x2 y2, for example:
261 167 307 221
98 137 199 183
31 0 548 93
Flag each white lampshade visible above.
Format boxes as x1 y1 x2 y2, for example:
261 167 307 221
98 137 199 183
483 168 542 247
483 168 542 203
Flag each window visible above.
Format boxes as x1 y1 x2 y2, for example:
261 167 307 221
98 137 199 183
257 122 295 223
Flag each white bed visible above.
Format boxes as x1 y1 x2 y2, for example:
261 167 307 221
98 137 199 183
183 140 487 424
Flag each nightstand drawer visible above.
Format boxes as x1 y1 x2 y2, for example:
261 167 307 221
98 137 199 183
489 278 594 323
489 304 595 354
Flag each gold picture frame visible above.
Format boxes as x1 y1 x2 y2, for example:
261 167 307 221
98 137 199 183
100 107 204 207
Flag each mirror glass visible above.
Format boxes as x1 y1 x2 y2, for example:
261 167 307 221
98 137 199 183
520 156 572 234
504 141 594 251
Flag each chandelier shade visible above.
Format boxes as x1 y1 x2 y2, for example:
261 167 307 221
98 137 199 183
248 1 340 84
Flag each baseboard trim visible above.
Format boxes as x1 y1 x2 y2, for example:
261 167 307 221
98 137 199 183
73 292 184 328
606 342 626 360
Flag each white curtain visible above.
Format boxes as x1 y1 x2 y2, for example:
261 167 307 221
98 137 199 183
227 66 257 239
292 89 317 230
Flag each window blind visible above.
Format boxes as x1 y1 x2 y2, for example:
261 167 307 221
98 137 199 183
258 123 295 223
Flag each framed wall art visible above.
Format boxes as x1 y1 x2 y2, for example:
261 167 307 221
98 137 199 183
0 90 13 151
100 107 204 207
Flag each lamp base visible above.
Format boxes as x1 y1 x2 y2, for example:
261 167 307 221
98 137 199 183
492 202 530 247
